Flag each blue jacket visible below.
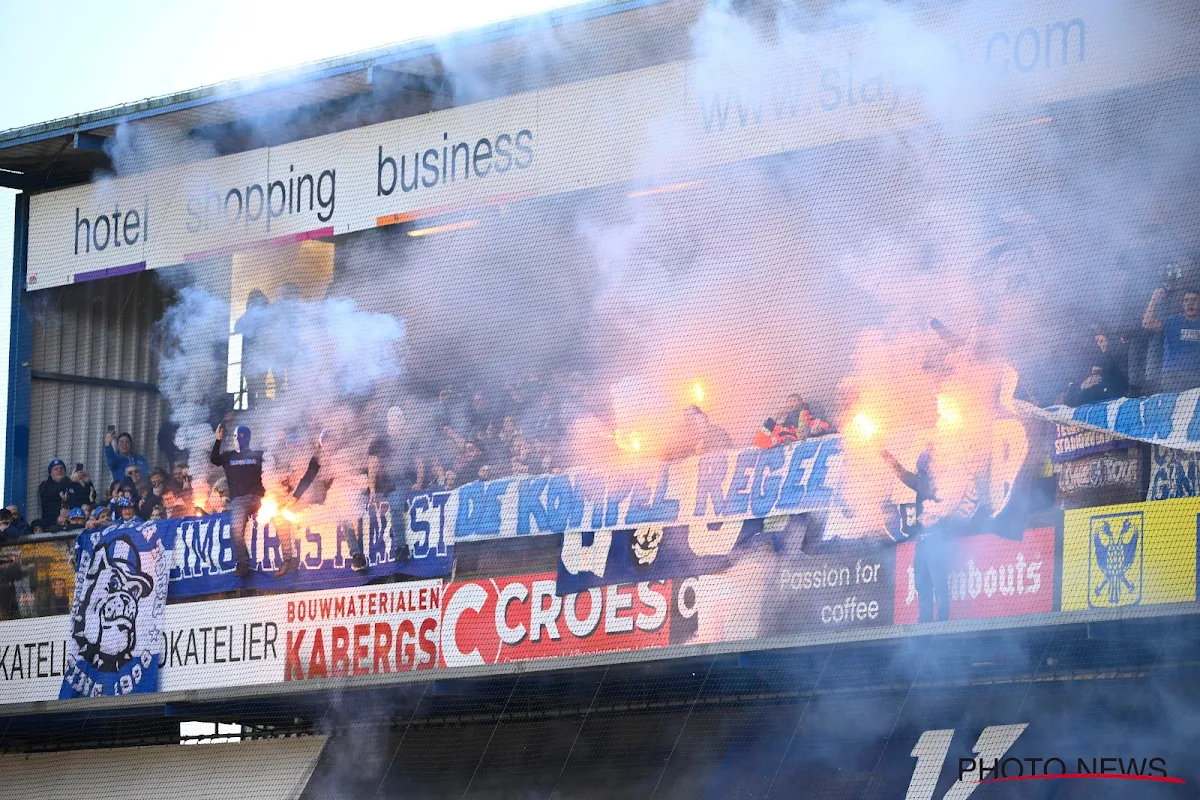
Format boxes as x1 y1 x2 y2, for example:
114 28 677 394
104 445 150 483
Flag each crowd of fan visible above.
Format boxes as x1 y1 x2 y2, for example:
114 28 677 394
1060 276 1200 405
24 429 201 538
18 273 1200 542
19 377 834 541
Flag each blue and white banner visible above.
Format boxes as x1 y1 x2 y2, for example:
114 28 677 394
165 493 454 598
555 518 787 596
451 438 842 542
60 521 176 698
1147 445 1200 501
1023 390 1200 453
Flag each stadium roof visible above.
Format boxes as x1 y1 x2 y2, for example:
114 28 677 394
0 0 697 192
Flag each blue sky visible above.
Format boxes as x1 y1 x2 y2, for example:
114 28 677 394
0 0 586 494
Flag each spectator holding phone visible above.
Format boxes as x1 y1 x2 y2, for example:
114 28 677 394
69 464 97 507
103 425 150 484
1144 283 1200 392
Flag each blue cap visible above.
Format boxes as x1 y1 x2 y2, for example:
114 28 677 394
91 507 106 520
116 496 135 508
68 508 85 519
48 459 65 475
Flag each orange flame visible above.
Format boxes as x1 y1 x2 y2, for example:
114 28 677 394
848 412 879 441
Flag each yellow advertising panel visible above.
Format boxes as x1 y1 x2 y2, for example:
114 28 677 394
1062 498 1199 611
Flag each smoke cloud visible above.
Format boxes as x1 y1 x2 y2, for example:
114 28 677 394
104 0 1196 539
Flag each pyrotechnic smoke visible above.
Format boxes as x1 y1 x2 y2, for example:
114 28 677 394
109 0 1199 537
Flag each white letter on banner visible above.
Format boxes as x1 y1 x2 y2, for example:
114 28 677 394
441 583 489 667
560 529 612 576
496 582 529 645
529 580 562 642
564 589 602 637
604 584 634 634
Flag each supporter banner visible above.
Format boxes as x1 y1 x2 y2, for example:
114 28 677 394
60 522 175 699
1050 423 1125 463
27 0 1200 290
1023 389 1200 453
450 438 841 541
439 573 670 667
894 529 1055 624
1147 445 1200 501
1054 447 1144 509
165 497 453 597
1061 498 1199 611
556 517 792 596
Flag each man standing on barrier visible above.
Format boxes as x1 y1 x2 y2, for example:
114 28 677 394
211 424 265 578
881 446 953 623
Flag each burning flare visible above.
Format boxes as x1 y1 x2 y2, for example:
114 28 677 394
613 429 644 453
849 412 878 441
936 395 962 430
691 381 705 405
257 496 300 525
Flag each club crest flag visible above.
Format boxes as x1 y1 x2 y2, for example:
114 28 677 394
60 522 176 699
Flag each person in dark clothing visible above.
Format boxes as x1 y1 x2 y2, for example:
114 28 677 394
1064 331 1129 405
38 460 86 528
4 506 30 539
0 510 16 542
211 424 266 578
0 553 22 620
269 432 324 578
69 465 97 508
882 447 953 623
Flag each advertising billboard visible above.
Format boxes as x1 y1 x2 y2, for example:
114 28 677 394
1061 499 1199 611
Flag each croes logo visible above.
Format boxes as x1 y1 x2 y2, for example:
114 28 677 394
1087 511 1142 608
72 536 153 672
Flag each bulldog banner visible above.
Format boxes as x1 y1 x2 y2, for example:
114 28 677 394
60 521 176 699
165 495 453 597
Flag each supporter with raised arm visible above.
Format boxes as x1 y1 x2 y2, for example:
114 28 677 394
880 446 976 624
103 427 151 484
210 424 266 578
1143 285 1200 392
69 464 97 508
